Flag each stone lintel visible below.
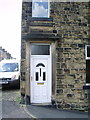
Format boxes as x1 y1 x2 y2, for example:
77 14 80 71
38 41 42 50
22 34 60 40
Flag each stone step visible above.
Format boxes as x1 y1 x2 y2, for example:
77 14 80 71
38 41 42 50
31 103 52 107
31 103 57 109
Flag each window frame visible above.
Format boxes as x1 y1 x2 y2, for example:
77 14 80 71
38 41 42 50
32 0 50 18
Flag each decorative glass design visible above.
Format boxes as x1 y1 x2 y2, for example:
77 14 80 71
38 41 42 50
36 63 45 67
36 72 39 81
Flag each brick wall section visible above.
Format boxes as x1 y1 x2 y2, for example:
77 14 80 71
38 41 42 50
50 2 89 110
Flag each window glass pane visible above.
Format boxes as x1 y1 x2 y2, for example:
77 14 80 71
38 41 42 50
86 61 90 83
32 0 49 18
31 45 50 55
87 46 90 57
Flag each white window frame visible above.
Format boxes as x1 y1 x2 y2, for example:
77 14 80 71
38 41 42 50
32 0 50 18
85 45 90 60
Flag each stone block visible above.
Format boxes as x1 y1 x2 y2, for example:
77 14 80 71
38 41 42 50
63 53 69 58
66 74 75 80
21 72 26 81
68 84 74 88
57 89 63 94
64 69 70 74
65 104 71 108
56 69 63 74
70 69 78 74
56 58 64 62
61 63 67 68
56 63 60 69
57 74 65 79
21 51 26 59
64 48 71 52
67 94 73 97
75 80 80 84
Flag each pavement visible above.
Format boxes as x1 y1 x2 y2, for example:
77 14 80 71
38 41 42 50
0 87 89 120
0 88 31 119
26 104 89 120
1 99 89 120
2 100 31 119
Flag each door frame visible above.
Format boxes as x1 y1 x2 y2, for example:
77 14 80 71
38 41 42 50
30 43 52 103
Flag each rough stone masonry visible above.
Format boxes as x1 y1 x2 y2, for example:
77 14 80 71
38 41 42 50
21 1 89 110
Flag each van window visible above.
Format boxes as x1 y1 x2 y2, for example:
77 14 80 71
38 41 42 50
0 63 19 72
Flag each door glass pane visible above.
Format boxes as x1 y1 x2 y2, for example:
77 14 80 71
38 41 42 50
36 63 45 67
36 72 39 81
43 72 46 81
31 45 50 55
32 0 49 18
40 68 41 77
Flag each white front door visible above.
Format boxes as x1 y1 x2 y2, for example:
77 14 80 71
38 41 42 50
30 44 51 103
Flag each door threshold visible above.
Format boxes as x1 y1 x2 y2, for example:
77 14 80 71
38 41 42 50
31 103 52 107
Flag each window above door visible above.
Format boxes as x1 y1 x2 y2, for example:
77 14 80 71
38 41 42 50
32 0 49 18
31 45 50 55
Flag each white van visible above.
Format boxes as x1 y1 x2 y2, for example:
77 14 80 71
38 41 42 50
0 59 20 87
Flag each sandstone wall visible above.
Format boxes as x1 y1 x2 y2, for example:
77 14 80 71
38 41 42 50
50 2 89 110
21 2 89 110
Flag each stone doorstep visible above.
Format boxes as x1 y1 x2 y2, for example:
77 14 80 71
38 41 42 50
31 103 52 107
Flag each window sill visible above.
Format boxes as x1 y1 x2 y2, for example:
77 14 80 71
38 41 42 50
29 17 53 21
